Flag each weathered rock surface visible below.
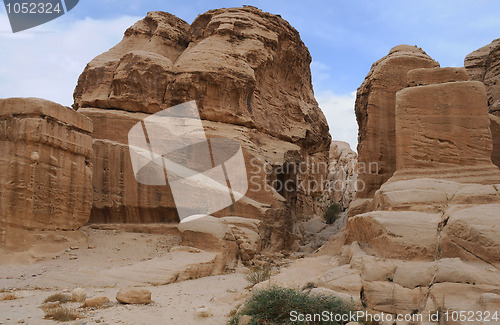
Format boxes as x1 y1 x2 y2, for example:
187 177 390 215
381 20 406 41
74 8 331 250
407 67 470 86
354 45 439 198
303 52 500 321
465 38 500 117
325 141 358 211
81 296 110 308
178 215 261 269
490 114 500 168
441 204 500 269
466 39 500 171
392 78 500 183
0 98 93 250
346 211 441 260
116 287 152 304
74 8 329 147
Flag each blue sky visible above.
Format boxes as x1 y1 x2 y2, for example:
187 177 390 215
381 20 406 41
1 0 500 149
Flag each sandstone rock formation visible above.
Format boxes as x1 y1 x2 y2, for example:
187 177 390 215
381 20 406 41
178 215 261 269
116 287 152 304
354 45 439 198
325 141 357 211
269 55 500 321
73 7 331 250
0 98 93 251
392 71 500 184
465 39 500 169
490 114 500 167
465 38 500 116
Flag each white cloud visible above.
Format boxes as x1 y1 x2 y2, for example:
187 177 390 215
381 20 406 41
311 60 331 85
0 14 141 106
316 90 358 151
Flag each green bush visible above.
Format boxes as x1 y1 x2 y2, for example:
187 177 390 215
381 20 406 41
324 203 342 224
229 286 357 325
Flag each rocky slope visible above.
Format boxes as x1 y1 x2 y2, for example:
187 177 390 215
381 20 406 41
263 53 500 325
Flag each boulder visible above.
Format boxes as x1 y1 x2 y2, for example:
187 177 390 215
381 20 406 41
71 288 86 302
178 215 239 272
373 178 459 212
0 98 93 249
116 287 152 304
345 211 441 260
361 281 428 314
81 296 110 308
441 204 500 268
354 45 439 198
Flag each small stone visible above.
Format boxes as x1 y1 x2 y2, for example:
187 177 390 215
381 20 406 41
70 256 78 260
17 320 24 323
70 246 79 250
116 287 151 304
72 287 87 302
81 296 110 308
195 307 213 318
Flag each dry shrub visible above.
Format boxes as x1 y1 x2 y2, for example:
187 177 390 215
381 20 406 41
43 293 71 304
0 293 18 301
43 306 79 322
245 264 271 285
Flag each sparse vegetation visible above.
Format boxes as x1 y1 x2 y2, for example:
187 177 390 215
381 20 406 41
43 306 79 322
229 285 359 325
0 293 18 301
245 264 271 285
324 203 342 224
43 293 71 304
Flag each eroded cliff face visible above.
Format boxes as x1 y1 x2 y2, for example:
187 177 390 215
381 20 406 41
73 7 331 250
354 45 439 198
325 141 357 211
465 39 500 169
0 98 93 251
465 38 500 117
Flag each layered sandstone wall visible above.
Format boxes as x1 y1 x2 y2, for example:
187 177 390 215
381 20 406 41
0 98 93 248
73 7 331 249
465 39 500 169
464 38 500 117
297 60 500 320
391 70 500 184
325 141 357 211
354 45 439 198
